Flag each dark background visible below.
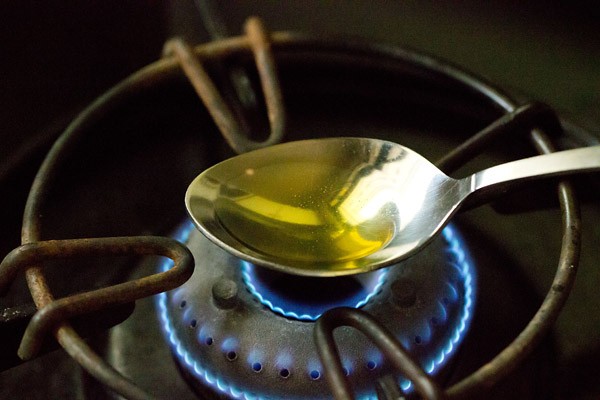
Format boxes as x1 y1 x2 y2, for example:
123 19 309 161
2 1 598 167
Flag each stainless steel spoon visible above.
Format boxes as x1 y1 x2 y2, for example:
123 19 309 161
186 138 600 277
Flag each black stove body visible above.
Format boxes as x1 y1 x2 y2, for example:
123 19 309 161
1 3 599 400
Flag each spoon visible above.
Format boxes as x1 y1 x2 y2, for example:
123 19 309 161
186 138 600 277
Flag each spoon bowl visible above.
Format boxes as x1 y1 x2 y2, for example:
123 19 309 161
186 138 600 277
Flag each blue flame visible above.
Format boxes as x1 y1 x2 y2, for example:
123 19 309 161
241 262 389 321
157 221 475 399
396 224 475 393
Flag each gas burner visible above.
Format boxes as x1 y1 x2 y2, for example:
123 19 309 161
158 221 474 399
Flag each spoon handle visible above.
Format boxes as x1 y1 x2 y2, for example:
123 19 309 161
467 145 600 195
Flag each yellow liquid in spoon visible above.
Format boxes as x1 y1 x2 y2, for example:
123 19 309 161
214 160 397 264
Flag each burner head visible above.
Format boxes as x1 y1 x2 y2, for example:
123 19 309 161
157 222 475 399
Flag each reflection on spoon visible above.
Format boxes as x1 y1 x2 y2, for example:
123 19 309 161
186 137 600 277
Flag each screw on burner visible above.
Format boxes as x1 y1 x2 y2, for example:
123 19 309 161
212 278 238 309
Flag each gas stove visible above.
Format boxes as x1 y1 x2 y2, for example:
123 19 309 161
1 3 599 400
